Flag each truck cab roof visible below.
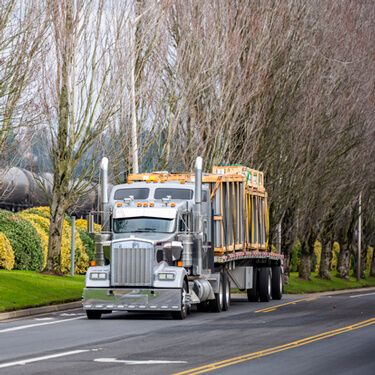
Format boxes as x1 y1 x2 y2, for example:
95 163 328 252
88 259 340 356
109 182 209 204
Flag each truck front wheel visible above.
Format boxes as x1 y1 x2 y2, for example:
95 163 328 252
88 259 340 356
86 310 102 320
172 281 188 320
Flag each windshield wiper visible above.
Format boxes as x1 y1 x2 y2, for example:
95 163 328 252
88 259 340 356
133 228 156 232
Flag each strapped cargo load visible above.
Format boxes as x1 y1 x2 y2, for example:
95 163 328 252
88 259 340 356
128 164 269 256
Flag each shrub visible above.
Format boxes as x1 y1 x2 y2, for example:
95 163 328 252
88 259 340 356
19 207 89 274
290 241 301 272
0 210 43 271
330 242 340 271
78 229 95 261
18 212 50 268
75 218 101 233
312 241 322 273
0 232 15 270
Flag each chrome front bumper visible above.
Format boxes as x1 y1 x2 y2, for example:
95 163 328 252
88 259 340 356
82 287 181 312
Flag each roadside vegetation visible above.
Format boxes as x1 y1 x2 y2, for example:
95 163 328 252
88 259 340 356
0 208 95 274
0 271 84 312
284 273 375 294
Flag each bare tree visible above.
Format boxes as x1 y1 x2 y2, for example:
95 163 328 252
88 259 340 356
40 0 125 273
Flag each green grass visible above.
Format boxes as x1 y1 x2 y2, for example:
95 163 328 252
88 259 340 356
0 270 85 312
284 272 375 294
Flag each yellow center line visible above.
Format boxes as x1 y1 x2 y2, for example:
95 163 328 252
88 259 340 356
173 317 375 375
255 297 317 313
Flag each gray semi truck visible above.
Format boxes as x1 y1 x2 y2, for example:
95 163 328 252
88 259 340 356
82 157 283 319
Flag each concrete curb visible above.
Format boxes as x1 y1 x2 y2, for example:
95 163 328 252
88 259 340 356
309 286 375 297
0 301 82 321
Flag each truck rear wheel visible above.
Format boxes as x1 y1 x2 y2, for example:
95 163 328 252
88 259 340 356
259 267 271 302
247 267 258 302
172 281 188 320
271 266 283 300
222 272 230 311
209 274 224 312
86 310 102 320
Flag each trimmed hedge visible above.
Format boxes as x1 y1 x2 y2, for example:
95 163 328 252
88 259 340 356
19 207 89 274
0 210 43 271
0 232 15 270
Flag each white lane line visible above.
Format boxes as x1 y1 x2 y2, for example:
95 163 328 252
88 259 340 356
34 318 55 321
0 316 85 333
350 292 375 298
94 358 188 365
0 349 89 369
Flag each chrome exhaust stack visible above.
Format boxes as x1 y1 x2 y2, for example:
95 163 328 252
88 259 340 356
194 156 203 275
96 157 110 266
100 157 109 231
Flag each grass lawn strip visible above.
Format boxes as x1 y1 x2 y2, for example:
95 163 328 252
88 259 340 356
0 270 84 312
284 272 375 294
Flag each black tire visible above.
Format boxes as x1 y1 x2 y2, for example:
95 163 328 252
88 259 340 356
259 267 271 302
86 310 102 320
209 273 224 312
271 266 283 300
222 272 231 311
247 267 258 302
172 281 188 320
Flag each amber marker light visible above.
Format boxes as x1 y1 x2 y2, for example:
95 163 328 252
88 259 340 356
136 202 142 207
170 202 176 207
149 202 155 207
90 260 96 267
177 261 183 267
143 202 148 207
115 202 123 207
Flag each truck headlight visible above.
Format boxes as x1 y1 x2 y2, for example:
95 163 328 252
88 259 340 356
158 272 176 281
90 272 108 280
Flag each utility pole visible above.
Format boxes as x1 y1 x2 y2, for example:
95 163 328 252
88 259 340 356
277 221 282 254
70 216 76 277
357 192 362 281
130 1 139 174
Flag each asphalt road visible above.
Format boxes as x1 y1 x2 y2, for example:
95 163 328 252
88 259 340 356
1 289 375 375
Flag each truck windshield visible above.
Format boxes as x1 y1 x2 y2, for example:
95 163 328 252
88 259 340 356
113 217 175 233
114 188 149 200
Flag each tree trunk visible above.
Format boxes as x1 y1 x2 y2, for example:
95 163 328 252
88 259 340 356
299 237 311 280
46 194 67 273
337 243 351 279
299 251 311 280
319 240 332 279
360 244 367 279
371 249 375 277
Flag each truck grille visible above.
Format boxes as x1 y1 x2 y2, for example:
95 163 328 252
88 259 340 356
111 242 154 286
